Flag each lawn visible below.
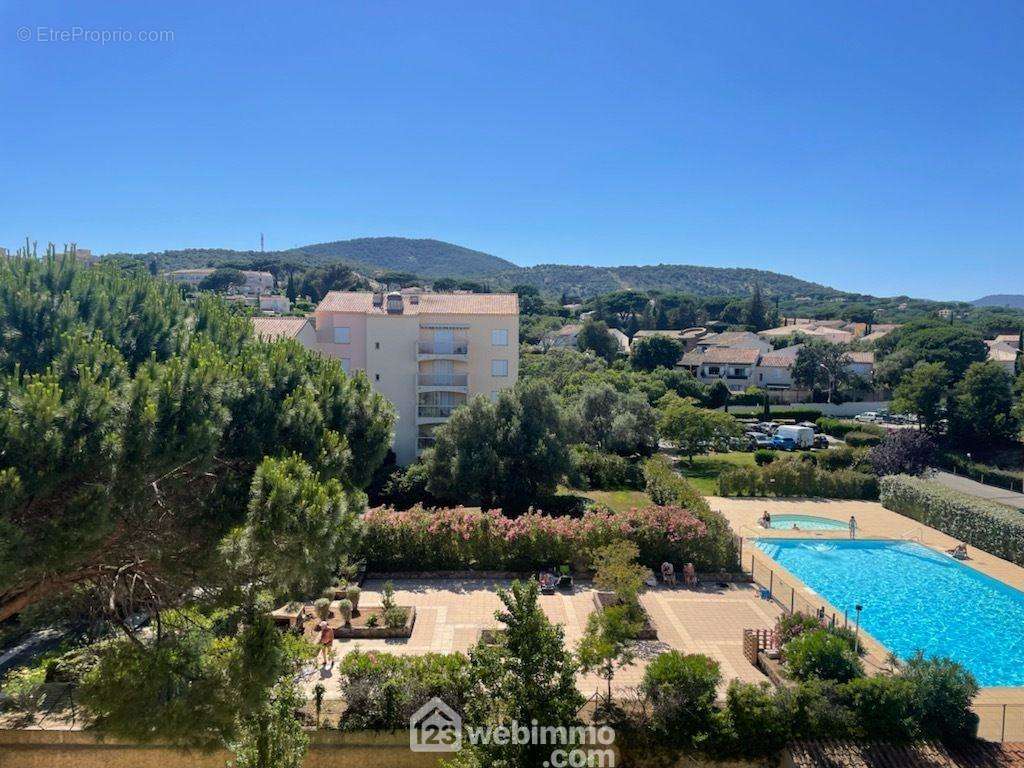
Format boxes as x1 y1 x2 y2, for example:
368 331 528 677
575 489 653 513
674 451 756 495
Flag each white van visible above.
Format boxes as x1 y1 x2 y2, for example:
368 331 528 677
774 425 815 449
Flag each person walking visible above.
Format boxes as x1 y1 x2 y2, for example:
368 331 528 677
848 515 858 540
316 620 335 668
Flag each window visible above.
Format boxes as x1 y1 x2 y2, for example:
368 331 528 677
374 341 380 350
491 329 508 346
491 359 509 377
340 358 351 374
491 391 500 402
333 326 350 344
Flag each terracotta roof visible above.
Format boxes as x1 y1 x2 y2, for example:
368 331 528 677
788 741 1024 768
316 291 518 315
547 324 583 338
760 345 803 367
696 347 761 365
703 331 763 345
845 351 875 364
252 316 311 341
993 334 1022 348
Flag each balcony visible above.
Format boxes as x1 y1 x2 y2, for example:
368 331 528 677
417 373 469 390
417 339 469 357
417 404 459 420
417 435 436 451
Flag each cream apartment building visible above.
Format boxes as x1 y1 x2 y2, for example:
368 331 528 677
313 291 519 464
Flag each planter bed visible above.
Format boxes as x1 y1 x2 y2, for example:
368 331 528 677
366 570 535 580
301 606 416 640
593 591 658 640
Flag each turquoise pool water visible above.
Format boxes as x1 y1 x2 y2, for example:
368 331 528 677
755 538 1024 686
767 514 848 531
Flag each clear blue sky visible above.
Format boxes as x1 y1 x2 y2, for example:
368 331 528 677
2 1 1021 300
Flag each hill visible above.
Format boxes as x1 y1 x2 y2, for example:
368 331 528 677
104 237 841 298
974 294 1024 309
111 237 516 279
498 263 839 299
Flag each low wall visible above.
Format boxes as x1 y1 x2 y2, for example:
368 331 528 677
0 729 441 768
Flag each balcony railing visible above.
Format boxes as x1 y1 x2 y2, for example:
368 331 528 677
417 436 436 450
417 339 469 355
418 405 459 419
417 373 469 387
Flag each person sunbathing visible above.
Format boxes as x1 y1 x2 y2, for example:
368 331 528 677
947 543 969 560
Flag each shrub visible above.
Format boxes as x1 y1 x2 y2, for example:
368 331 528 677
313 597 331 621
346 585 361 612
723 681 791 757
816 446 866 472
592 541 648 611
868 431 935 476
840 676 919 741
718 461 878 500
776 612 825 645
336 650 471 731
337 599 353 627
642 455 738 569
845 430 883 448
880 475 1024 566
360 502 736 572
642 651 721 744
784 629 863 683
901 653 979 740
935 452 1024 493
567 445 644 490
0 665 47 715
754 449 777 466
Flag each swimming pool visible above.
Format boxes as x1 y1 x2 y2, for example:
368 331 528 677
766 514 848 531
755 538 1024 686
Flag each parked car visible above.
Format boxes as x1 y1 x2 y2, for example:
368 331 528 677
753 435 774 448
757 421 779 434
854 412 880 423
775 425 814 449
770 436 797 451
797 421 818 431
813 434 829 448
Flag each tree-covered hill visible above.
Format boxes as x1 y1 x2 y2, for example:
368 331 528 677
105 237 842 298
499 262 840 299
110 237 517 279
974 294 1024 309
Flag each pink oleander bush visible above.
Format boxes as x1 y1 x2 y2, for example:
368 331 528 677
359 504 738 572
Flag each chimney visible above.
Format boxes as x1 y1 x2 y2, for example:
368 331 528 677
386 291 404 314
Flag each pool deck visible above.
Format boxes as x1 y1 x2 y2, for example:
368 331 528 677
300 576 782 706
712 496 1024 741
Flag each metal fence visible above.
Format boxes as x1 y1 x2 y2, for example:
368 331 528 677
975 704 1024 742
744 545 850 630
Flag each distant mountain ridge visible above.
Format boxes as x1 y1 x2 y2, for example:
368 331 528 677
973 294 1024 309
105 236 842 298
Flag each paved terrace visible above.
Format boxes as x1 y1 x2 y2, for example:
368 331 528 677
300 577 781 703
712 496 1024 741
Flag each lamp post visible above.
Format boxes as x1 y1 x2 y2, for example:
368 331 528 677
854 604 863 654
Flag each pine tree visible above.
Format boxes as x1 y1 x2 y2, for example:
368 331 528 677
745 284 767 331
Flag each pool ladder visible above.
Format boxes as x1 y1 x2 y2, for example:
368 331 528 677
900 526 924 543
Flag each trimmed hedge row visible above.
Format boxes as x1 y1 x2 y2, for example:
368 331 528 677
718 460 878 499
879 475 1024 566
844 431 883 447
816 417 886 440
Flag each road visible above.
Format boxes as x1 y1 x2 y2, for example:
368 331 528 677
928 470 1024 510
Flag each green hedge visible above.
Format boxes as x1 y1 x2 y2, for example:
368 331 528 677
718 460 878 499
879 475 1024 566
729 407 825 422
816 417 886 440
844 431 883 447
